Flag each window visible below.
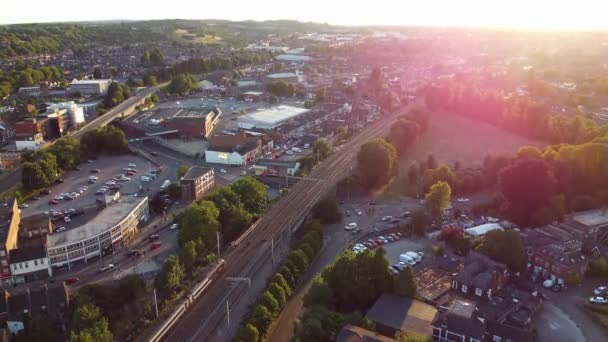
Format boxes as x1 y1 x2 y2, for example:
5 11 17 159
34 260 38 266
19 263 23 269
461 284 468 293
475 288 483 296
0 260 6 266
41 259 44 264
25 262 28 268
0 250 5 256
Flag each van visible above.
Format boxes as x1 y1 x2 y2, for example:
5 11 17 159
405 251 422 263
399 254 415 266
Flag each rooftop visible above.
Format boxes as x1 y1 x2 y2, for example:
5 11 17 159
464 223 503 237
573 209 608 227
9 245 46 263
266 72 298 79
47 196 147 248
365 294 437 336
70 79 112 85
337 325 398 342
238 105 310 129
182 167 214 180
255 159 299 168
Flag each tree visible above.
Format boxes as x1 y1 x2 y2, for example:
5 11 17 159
208 186 253 243
499 159 557 226
260 291 280 316
421 165 457 192
81 126 128 155
69 303 113 342
154 255 185 298
272 273 292 296
586 256 608 278
387 118 420 155
303 275 334 307
180 240 198 274
279 266 296 288
424 181 452 217
177 165 190 179
49 136 80 170
315 87 327 103
237 324 259 342
150 93 160 103
395 331 432 342
231 177 267 215
143 74 158 86
475 230 527 271
178 200 220 250
102 82 130 108
394 266 416 298
93 68 102 80
356 139 398 191
313 138 331 161
517 146 542 159
167 73 198 95
250 305 273 336
408 163 419 184
409 209 433 235
426 154 437 169
22 162 49 190
312 196 341 224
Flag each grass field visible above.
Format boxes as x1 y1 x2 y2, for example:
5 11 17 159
386 111 546 197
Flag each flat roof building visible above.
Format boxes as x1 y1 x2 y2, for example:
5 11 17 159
366 294 437 338
238 105 310 130
46 196 148 269
181 167 215 202
69 79 112 96
464 223 504 237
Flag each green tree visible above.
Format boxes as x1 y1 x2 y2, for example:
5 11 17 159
394 266 416 298
312 196 341 224
167 73 198 95
313 138 331 161
208 186 253 243
260 291 280 316
268 282 287 307
289 249 310 275
237 324 259 342
279 266 296 288
356 139 398 191
69 303 113 342
49 136 80 170
475 230 527 271
424 181 452 216
177 165 190 179
387 118 420 155
150 93 160 103
178 200 220 250
154 255 185 299
250 305 273 336
22 162 49 190
303 275 334 307
231 177 267 215
180 240 198 274
272 273 292 296
143 74 158 86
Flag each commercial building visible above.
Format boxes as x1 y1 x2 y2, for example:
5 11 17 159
68 79 112 96
160 108 221 139
253 159 300 177
238 105 310 130
9 246 50 284
17 86 41 97
206 131 272 166
365 294 437 338
45 101 85 127
0 199 20 282
275 54 312 62
240 91 264 102
464 223 504 238
46 196 148 269
180 167 215 202
265 72 300 84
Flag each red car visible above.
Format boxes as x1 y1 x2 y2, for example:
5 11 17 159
48 199 58 205
367 239 378 248
150 241 162 250
375 238 384 245
126 171 136 176
65 277 79 285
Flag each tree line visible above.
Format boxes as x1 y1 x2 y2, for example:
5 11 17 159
235 221 324 342
0 64 64 98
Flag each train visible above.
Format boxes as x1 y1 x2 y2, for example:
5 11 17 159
147 259 226 342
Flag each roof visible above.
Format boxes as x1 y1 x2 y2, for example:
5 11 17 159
255 159 299 169
7 285 69 321
242 91 264 96
464 223 503 236
182 167 214 180
455 252 506 285
573 209 608 227
173 108 219 119
365 294 437 336
275 54 312 61
47 196 147 248
266 72 298 79
485 320 533 341
238 105 310 129
9 246 46 263
433 300 485 339
0 199 18 245
70 79 111 85
337 325 398 342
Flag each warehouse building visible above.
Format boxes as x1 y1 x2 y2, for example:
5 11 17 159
238 105 310 130
68 79 112 96
46 196 148 269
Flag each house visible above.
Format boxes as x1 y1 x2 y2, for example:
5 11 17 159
4 284 70 336
452 252 508 300
365 294 437 338
0 153 20 170
180 167 215 202
528 239 587 285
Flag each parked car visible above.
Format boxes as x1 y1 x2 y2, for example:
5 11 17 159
91 169 101 173
401 211 411 218
352 228 362 235
19 203 29 209
381 216 393 222
345 210 351 217
150 242 162 250
48 199 59 205
148 234 160 242
589 296 608 304
219 169 227 174
127 250 142 257
41 189 51 195
594 286 608 296
355 210 363 216
344 222 358 231
169 223 178 230
99 264 115 273
65 277 80 285
389 218 400 224
128 163 136 168
55 226 67 232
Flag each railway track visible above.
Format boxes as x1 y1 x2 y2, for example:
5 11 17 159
164 108 406 341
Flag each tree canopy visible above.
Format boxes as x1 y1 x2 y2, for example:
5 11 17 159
424 181 452 217
356 139 398 191
475 230 527 271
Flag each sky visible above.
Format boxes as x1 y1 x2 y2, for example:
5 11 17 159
1 0 608 30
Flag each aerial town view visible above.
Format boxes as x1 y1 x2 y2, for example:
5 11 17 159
0 1 608 342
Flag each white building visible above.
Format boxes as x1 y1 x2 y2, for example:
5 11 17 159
46 101 85 125
275 54 312 62
46 196 148 269
464 223 504 238
69 79 112 96
15 139 42 151
9 246 52 284
238 105 310 130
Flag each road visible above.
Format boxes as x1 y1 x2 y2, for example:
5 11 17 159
160 107 407 342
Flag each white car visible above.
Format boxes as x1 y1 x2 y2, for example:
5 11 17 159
594 286 608 295
355 210 363 216
345 222 358 231
456 197 470 203
99 264 115 273
64 216 71 223
19 203 29 209
590 296 608 304
55 226 67 232
169 223 178 230
381 216 393 222
128 163 136 168
219 169 227 174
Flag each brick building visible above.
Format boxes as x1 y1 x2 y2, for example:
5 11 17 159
452 252 509 301
180 167 215 202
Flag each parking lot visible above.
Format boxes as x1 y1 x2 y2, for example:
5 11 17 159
19 155 172 227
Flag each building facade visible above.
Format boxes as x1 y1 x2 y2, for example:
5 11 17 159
69 79 112 96
9 246 51 284
528 240 587 285
0 199 20 282
180 167 215 202
46 196 148 269
451 252 509 301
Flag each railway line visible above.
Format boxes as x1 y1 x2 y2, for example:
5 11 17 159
163 108 406 341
